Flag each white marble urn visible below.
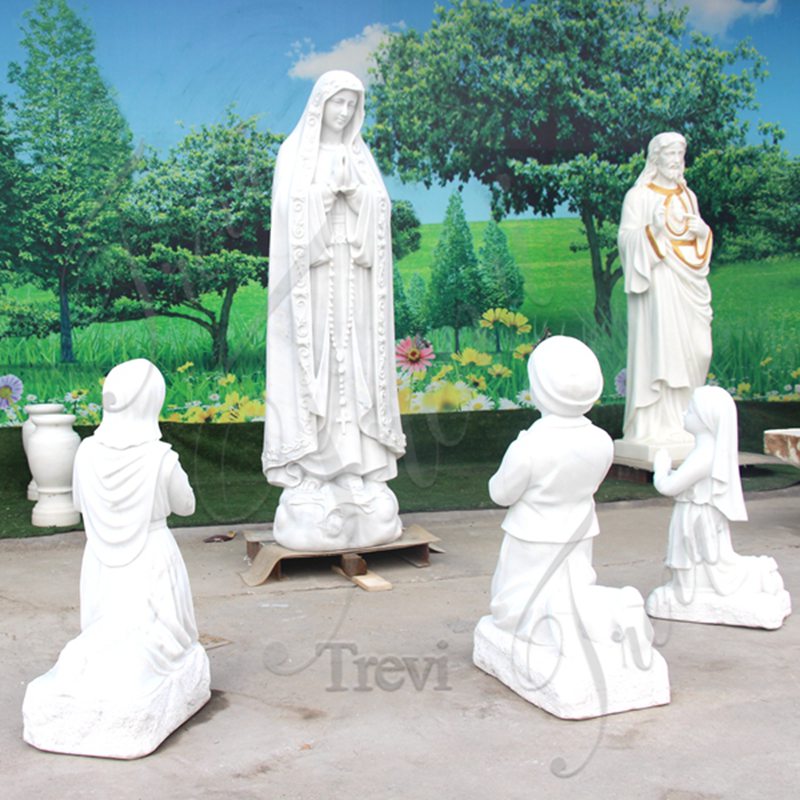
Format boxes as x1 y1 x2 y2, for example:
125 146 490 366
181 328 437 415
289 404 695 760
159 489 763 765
23 403 66 500
27 413 81 527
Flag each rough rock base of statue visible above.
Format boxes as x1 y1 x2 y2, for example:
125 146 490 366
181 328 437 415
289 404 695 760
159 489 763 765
646 556 791 630
473 590 670 720
22 642 210 759
273 475 402 552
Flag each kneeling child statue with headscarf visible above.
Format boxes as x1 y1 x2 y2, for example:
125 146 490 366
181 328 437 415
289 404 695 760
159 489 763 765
22 359 211 759
647 385 791 629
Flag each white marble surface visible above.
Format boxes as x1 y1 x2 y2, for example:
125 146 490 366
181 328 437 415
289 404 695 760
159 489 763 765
616 132 713 463
22 359 210 758
262 70 405 551
474 337 670 718
647 385 791 629
27 412 80 527
474 615 669 720
22 403 65 501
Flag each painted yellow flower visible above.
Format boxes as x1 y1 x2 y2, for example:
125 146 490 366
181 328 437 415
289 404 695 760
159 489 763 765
505 312 532 334
513 343 534 360
216 407 241 423
397 386 412 414
791 368 800 380
218 373 237 386
479 307 512 329
466 373 487 391
411 369 427 382
185 405 212 423
421 381 473 412
165 412 183 422
431 364 454 381
760 356 773 367
177 361 194 373
451 347 492 366
240 397 265 419
736 381 751 396
488 364 512 379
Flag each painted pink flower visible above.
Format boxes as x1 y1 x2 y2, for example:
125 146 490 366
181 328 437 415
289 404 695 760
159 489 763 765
395 336 435 373
0 374 23 409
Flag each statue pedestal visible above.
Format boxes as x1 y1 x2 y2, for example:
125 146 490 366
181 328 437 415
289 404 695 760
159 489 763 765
646 558 792 630
241 523 439 587
473 616 670 720
613 439 694 470
273 478 402 552
23 642 210 759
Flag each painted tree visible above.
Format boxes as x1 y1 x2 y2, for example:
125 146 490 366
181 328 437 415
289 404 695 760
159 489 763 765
392 264 413 338
0 99 60 340
116 111 280 367
478 220 524 352
480 219 523 305
406 272 429 336
9 0 134 362
0 97 21 278
390 199 422 338
391 199 422 260
428 192 486 351
688 129 800 262
370 0 765 328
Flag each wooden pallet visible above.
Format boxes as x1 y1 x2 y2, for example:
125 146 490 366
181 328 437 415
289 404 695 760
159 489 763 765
240 523 442 588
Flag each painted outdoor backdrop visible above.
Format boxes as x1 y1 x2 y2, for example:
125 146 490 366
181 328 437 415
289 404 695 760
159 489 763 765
0 0 798 426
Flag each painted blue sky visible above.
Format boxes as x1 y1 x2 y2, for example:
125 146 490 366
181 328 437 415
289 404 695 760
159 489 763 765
1 0 797 221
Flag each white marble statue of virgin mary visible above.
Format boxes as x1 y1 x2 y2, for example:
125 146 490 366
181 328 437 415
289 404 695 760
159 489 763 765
262 70 406 551
22 359 210 759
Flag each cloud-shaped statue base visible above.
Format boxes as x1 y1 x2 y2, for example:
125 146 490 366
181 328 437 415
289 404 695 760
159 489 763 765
273 476 402 552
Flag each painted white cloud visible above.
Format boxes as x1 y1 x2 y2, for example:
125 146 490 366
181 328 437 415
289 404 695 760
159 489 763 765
288 23 395 84
672 0 780 35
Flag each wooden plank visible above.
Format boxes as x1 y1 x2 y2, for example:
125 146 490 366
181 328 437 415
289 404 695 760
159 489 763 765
198 633 232 651
332 565 392 592
340 552 368 577
400 543 430 568
241 544 286 587
353 571 392 592
242 523 439 553
240 524 441 587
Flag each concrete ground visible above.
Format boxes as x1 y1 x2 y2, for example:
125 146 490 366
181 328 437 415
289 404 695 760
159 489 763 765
2 487 799 800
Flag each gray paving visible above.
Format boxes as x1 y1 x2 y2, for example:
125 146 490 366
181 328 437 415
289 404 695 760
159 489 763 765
2 487 799 800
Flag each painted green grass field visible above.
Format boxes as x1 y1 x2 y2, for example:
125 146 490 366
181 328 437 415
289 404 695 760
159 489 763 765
1 217 799 425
